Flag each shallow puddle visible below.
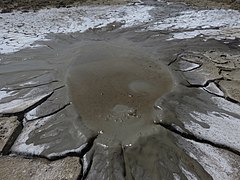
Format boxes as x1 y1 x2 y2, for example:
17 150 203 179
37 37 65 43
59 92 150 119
67 43 174 142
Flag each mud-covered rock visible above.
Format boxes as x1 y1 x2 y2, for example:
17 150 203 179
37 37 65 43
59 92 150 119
11 105 97 159
154 86 240 154
178 137 240 180
83 136 125 180
25 87 70 121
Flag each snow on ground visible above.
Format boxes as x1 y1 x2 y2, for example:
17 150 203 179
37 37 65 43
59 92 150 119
1 3 240 54
187 109 240 152
182 139 240 180
0 90 17 100
148 9 240 41
0 4 153 54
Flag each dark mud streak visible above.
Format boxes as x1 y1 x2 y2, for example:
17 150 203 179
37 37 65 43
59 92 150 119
121 145 127 179
79 135 98 180
225 96 240 105
1 123 23 155
81 156 93 180
168 52 182 66
156 122 240 156
218 67 240 72
78 158 85 180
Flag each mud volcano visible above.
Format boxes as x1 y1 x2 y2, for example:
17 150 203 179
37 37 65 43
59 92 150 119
67 43 174 143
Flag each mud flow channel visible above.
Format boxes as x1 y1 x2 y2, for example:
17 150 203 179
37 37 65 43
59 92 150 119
67 43 174 142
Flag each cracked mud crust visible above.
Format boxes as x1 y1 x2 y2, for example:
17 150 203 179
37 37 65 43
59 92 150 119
0 0 240 179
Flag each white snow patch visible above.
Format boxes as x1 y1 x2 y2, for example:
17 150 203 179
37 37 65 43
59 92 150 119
212 96 240 115
0 90 15 100
0 5 153 54
185 139 240 180
25 107 38 121
11 117 51 156
173 173 181 180
148 9 240 41
187 111 240 152
180 165 198 180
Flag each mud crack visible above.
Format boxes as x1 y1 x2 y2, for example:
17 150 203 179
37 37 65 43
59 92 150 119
26 103 71 121
1 80 59 91
185 77 224 88
79 135 98 180
168 51 184 66
1 122 23 155
155 121 240 156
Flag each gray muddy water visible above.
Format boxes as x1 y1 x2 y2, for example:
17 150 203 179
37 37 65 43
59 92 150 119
67 43 174 142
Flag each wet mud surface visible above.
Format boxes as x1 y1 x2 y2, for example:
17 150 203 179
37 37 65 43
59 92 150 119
67 43 173 142
0 0 240 179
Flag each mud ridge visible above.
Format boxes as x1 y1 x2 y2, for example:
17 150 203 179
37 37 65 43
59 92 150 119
156 121 240 156
80 156 93 180
121 145 127 179
185 77 224 88
0 92 54 119
0 86 66 155
78 158 84 180
79 135 98 180
1 123 23 155
167 52 183 66
202 88 224 98
27 103 71 121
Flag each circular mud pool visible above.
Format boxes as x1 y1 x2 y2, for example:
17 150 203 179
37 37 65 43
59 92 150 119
67 44 174 142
